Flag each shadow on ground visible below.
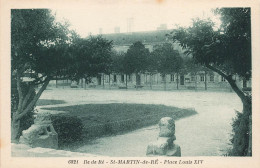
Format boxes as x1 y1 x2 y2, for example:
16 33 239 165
37 99 66 106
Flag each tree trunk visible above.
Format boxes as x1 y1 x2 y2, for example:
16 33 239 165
176 73 179 90
56 78 58 88
163 74 166 91
206 64 251 156
136 73 138 90
126 74 128 89
11 117 20 142
244 100 252 156
81 79 83 88
11 78 51 142
102 74 105 89
135 73 140 90
195 73 197 91
150 73 152 90
84 78 87 90
243 79 247 88
204 70 207 90
109 74 111 89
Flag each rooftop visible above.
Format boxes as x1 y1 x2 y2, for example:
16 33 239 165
100 29 174 46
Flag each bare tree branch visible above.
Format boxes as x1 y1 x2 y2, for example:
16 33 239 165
21 85 34 110
206 64 247 104
16 71 23 114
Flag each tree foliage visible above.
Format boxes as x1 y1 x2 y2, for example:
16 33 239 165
214 8 251 79
124 41 150 75
111 51 126 74
11 9 75 141
151 43 183 75
11 9 74 80
171 8 251 80
71 36 113 81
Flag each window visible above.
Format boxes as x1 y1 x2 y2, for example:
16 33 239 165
200 75 204 82
121 75 124 83
128 74 132 82
113 75 117 82
191 76 195 82
185 78 190 82
105 75 109 83
210 75 214 82
161 74 166 82
170 74 174 81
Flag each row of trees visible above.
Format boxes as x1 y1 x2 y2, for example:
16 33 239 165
110 42 209 90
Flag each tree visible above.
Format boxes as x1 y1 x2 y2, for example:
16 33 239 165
170 8 251 155
11 9 74 141
124 41 149 86
70 36 113 88
151 43 183 90
146 49 159 89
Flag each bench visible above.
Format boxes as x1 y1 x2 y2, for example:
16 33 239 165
187 86 196 90
118 86 127 89
89 84 96 88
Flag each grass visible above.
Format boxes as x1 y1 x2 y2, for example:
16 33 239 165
36 99 66 106
43 103 197 128
43 103 197 149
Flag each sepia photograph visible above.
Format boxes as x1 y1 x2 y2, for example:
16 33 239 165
1 0 260 167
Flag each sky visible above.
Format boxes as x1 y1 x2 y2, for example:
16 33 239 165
54 3 220 38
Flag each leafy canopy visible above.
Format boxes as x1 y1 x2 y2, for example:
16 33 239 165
124 41 150 74
11 9 74 82
171 8 251 79
151 43 183 75
71 36 113 80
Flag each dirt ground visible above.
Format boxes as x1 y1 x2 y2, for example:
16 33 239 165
39 88 242 156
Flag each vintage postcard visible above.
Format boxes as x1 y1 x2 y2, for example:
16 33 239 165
1 0 260 168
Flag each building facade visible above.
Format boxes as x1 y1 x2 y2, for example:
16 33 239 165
49 29 251 91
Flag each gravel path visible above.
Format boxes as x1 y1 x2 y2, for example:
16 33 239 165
39 88 242 156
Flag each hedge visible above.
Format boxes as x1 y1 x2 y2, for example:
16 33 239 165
51 114 84 147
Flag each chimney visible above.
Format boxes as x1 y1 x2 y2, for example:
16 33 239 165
157 24 167 31
99 28 103 34
127 18 134 33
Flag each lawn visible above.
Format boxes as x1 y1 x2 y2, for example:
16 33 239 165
43 103 197 138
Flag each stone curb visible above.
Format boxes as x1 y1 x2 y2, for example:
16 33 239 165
12 143 100 157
